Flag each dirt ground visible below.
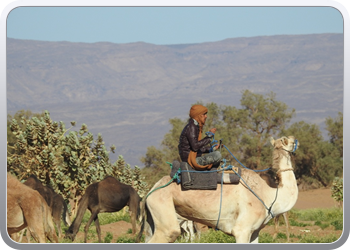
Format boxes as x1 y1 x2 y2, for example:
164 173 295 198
74 187 342 243
293 188 338 209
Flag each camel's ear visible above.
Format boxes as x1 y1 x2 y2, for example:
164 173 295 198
287 135 295 141
269 137 275 146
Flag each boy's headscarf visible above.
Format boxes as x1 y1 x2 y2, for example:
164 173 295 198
189 104 208 126
187 105 213 170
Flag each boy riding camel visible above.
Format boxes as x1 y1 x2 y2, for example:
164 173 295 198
178 104 222 170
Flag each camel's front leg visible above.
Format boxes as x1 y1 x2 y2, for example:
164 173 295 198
233 232 251 243
232 225 252 243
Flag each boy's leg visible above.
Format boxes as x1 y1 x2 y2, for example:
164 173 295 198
196 151 221 166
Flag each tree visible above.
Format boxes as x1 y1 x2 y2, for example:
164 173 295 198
7 110 46 154
140 146 166 169
140 118 186 188
313 141 342 186
281 121 323 180
237 90 295 169
325 112 343 157
314 112 343 186
111 155 148 197
8 111 68 182
282 117 342 188
219 105 243 161
161 118 186 162
202 102 223 131
7 110 148 215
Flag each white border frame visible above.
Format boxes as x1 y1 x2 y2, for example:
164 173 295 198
1 1 348 249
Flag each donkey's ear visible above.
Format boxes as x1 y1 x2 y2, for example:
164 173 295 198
269 137 275 146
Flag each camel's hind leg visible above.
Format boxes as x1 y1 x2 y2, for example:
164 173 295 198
52 204 63 238
84 210 99 243
146 194 181 243
27 223 46 243
94 215 102 243
284 213 290 242
23 206 47 243
41 203 58 243
129 210 137 235
273 212 290 242
51 215 61 238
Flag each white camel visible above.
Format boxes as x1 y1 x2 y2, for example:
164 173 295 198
137 136 299 243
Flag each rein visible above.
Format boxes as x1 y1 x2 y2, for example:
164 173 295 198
277 168 294 174
207 132 271 173
282 139 298 154
144 164 180 200
227 160 278 219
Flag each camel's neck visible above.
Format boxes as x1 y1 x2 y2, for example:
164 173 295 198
271 151 298 215
277 154 296 187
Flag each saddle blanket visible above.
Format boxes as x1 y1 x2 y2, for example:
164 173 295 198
170 160 241 190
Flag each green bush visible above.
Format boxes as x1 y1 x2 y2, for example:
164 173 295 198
331 177 343 203
298 234 340 243
276 232 287 239
259 233 274 243
315 220 330 230
289 218 310 227
187 229 236 243
331 220 343 231
115 236 136 243
104 232 113 243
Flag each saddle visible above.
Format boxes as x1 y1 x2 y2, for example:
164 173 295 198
170 160 241 190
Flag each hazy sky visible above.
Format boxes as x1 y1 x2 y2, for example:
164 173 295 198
6 6 344 45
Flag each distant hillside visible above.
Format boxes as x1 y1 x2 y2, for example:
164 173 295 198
6 34 344 167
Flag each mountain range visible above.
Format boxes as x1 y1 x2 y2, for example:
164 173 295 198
6 33 344 167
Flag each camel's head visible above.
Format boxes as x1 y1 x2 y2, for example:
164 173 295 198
64 228 76 241
270 136 299 153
